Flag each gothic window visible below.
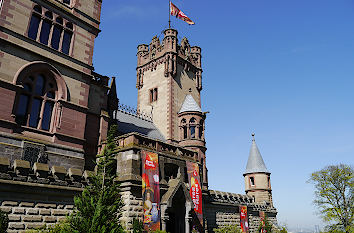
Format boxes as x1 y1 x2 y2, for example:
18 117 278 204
15 73 57 131
180 119 187 140
27 5 74 55
149 88 158 103
199 119 204 139
189 118 196 139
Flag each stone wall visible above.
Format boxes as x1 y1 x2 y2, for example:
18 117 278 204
0 156 92 232
0 201 73 233
204 190 278 233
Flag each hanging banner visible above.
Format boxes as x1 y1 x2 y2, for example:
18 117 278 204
259 211 266 233
187 161 203 226
240 205 249 233
142 151 160 231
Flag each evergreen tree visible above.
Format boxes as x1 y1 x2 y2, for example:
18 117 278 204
67 124 124 233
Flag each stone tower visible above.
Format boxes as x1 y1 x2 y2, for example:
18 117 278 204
136 29 203 143
136 28 208 186
243 134 273 205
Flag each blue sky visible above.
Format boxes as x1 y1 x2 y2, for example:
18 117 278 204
93 0 354 230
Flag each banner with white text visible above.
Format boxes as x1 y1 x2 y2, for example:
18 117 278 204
142 151 160 231
240 205 249 232
187 161 203 226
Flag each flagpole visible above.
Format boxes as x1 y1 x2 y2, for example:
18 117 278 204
168 0 171 28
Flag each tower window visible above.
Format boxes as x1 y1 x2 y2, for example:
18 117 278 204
149 88 158 103
180 119 187 140
199 120 204 139
15 73 57 131
189 118 196 139
250 177 255 186
27 5 74 55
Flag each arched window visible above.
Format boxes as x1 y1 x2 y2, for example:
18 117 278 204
51 17 63 50
28 5 42 40
15 73 57 131
27 5 74 55
180 119 187 140
189 118 196 139
62 22 73 54
199 119 204 139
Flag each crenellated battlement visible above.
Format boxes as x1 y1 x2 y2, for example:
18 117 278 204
136 29 202 90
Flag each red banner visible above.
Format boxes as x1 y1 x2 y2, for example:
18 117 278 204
240 206 249 233
187 161 203 226
142 151 160 231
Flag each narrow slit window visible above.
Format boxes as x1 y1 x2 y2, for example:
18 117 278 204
61 30 72 54
28 14 41 40
40 20 51 45
250 177 255 186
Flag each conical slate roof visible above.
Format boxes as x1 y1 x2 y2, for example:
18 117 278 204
244 135 269 175
178 94 202 113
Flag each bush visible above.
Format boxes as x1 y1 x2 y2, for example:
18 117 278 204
213 224 242 233
0 209 9 233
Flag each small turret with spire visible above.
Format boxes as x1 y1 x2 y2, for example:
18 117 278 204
243 133 273 205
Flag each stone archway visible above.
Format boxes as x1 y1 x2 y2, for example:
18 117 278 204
161 178 193 233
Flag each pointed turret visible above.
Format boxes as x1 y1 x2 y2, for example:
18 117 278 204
244 134 269 175
243 134 273 205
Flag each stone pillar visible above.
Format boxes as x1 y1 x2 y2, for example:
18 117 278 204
185 201 192 233
161 204 168 231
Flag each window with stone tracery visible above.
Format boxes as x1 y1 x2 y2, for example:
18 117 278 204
15 73 57 131
28 5 73 55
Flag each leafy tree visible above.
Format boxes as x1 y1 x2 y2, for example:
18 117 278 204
258 215 273 233
308 164 353 233
0 209 9 233
213 224 242 233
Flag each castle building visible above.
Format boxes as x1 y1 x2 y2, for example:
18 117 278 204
0 1 277 232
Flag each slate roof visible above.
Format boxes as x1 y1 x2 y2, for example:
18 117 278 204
178 94 202 113
114 110 165 141
244 136 270 175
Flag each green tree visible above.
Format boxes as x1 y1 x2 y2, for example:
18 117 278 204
0 209 9 233
213 224 242 233
30 125 125 233
308 164 353 233
258 215 273 233
67 124 124 233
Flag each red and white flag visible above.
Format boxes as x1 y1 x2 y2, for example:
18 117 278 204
170 2 195 25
